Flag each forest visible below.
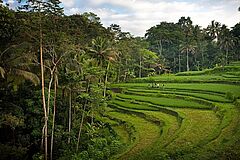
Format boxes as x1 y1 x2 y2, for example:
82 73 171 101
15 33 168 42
0 0 240 160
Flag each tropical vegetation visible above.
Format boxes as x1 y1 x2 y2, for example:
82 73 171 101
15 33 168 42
0 1 240 160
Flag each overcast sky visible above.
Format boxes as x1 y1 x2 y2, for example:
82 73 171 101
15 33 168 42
6 0 240 36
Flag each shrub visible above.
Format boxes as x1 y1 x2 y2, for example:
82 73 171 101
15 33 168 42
234 99 240 108
0 144 28 160
72 151 89 160
226 92 237 101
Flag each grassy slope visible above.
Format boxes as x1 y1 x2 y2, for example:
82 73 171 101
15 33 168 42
126 88 230 102
107 111 160 160
112 83 240 97
116 94 211 109
108 62 240 159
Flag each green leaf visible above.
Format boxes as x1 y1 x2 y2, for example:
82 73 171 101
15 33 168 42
0 66 5 78
13 69 40 86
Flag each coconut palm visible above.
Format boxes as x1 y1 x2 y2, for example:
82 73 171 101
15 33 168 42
180 43 196 71
206 20 221 41
0 44 39 85
89 37 118 97
218 26 236 65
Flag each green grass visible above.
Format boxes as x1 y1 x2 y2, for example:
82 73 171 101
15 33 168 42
110 99 184 124
166 108 220 150
116 94 211 109
112 83 240 97
126 88 231 103
125 108 221 160
206 103 240 148
112 125 130 144
107 111 160 160
111 99 159 111
132 74 240 83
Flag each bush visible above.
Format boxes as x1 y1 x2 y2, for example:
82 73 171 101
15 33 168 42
72 151 89 160
234 99 240 108
226 92 237 101
0 143 28 160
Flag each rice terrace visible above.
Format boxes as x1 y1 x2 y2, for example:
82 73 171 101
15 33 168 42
1 1 240 160
106 62 240 159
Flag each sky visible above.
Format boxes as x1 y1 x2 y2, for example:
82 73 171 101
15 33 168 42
5 0 240 37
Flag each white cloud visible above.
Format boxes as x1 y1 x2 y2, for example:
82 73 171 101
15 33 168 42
7 0 14 4
60 0 75 8
60 0 240 36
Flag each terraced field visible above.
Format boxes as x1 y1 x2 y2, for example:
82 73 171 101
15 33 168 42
106 62 240 159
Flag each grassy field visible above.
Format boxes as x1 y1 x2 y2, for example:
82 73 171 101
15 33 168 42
106 62 240 159
126 88 231 102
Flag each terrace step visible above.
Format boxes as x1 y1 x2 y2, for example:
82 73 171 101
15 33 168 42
107 110 161 160
126 88 231 103
116 94 212 110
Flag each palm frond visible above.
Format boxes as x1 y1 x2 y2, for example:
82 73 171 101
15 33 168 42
13 69 40 86
0 66 5 78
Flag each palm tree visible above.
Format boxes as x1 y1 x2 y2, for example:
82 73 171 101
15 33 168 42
89 37 112 67
180 43 196 71
206 20 221 41
0 44 39 85
89 37 118 97
218 26 235 65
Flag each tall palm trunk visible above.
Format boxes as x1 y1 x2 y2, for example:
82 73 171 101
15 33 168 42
173 53 176 72
178 53 181 72
103 62 110 98
123 59 128 82
139 55 142 78
157 40 162 57
68 89 72 144
186 48 189 71
50 72 57 160
117 66 120 83
225 48 228 65
201 51 204 69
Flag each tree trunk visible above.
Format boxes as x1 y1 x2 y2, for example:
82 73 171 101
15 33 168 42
139 55 142 78
117 66 120 83
68 89 72 144
76 101 86 151
50 73 57 160
39 15 48 160
201 51 204 69
173 53 176 73
103 62 110 98
225 48 228 65
157 40 162 57
47 71 54 115
178 53 181 72
76 81 89 151
186 49 189 71
90 104 94 125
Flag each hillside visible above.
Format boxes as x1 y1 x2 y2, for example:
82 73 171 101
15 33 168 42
106 62 240 159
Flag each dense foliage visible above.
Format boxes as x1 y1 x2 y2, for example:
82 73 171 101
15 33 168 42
146 18 240 72
0 1 239 159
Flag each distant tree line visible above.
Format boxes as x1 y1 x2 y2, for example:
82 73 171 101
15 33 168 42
145 17 240 72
